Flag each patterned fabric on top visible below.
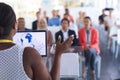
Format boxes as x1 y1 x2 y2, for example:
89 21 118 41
0 45 30 80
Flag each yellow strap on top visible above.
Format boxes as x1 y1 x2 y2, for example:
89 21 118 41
0 39 13 43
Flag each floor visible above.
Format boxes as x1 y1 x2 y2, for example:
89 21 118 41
60 26 120 80
98 26 120 80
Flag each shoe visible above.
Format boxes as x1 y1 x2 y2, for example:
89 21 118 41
91 72 96 80
82 70 87 78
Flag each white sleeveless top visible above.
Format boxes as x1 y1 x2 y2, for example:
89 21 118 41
0 45 31 80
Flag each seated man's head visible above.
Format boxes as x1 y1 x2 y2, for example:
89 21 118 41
61 18 69 32
52 10 57 17
109 9 113 16
0 3 17 39
65 8 69 15
64 13 69 19
78 11 82 17
36 11 40 20
43 10 47 17
102 9 106 15
83 16 92 29
17 17 25 30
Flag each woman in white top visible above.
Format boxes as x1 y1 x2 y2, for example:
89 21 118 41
0 3 73 80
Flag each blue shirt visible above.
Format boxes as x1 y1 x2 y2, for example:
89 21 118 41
48 17 60 26
86 29 90 46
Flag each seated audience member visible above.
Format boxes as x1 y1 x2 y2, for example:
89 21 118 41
76 11 86 29
63 13 78 38
17 17 30 31
38 18 53 56
0 3 74 80
98 9 107 29
104 9 117 46
32 10 40 30
99 9 107 25
63 13 70 22
43 10 49 24
56 10 60 18
55 18 79 50
65 8 74 23
78 16 100 80
48 10 60 26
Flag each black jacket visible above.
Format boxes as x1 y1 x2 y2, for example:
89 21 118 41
32 20 38 30
55 29 79 46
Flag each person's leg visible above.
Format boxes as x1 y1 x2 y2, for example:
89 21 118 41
91 54 96 80
84 50 91 67
83 50 92 78
107 26 111 49
89 48 98 80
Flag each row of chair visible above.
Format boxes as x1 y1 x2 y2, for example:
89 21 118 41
50 45 101 79
59 52 101 80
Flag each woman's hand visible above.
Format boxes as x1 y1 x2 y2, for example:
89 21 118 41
55 35 74 56
66 48 74 52
85 46 90 50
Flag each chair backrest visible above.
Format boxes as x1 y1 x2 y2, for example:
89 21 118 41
117 29 120 44
48 26 61 43
60 53 79 77
109 26 118 37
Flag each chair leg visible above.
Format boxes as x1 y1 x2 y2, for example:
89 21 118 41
107 39 111 49
112 40 115 54
115 44 119 59
79 56 83 77
97 57 101 79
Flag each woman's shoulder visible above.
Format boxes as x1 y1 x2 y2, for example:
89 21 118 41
90 27 98 33
23 47 40 56
78 27 85 32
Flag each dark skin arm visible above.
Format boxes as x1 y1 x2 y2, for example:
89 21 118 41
23 36 73 80
50 36 73 80
23 47 51 80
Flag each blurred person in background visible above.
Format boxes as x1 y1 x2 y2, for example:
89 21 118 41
32 9 41 30
98 9 107 29
65 8 74 23
48 10 60 26
56 10 60 18
17 17 30 31
38 18 53 56
104 8 118 47
43 10 49 24
38 18 53 70
78 16 100 80
76 11 86 29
